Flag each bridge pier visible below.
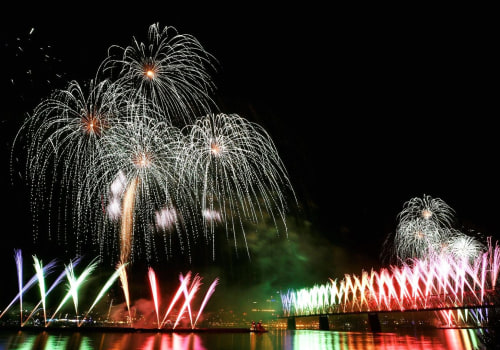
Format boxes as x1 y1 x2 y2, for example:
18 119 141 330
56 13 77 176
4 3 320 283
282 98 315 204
319 315 329 330
287 316 296 330
367 312 381 332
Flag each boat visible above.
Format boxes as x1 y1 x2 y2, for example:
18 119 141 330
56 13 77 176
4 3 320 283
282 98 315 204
250 321 268 332
250 328 268 333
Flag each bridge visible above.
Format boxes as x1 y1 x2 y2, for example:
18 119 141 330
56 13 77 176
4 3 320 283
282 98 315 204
279 240 500 331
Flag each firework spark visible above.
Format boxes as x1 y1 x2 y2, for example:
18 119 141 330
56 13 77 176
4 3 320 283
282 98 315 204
3 26 67 106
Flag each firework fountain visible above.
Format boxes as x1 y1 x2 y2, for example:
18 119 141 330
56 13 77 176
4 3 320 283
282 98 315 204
0 251 219 330
22 257 82 326
0 252 58 321
15 249 23 324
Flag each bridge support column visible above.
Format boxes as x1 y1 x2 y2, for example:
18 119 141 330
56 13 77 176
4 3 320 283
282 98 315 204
319 315 329 330
367 312 381 332
287 316 296 330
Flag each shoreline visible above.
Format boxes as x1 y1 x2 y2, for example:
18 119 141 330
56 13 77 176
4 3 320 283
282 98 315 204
0 325 260 333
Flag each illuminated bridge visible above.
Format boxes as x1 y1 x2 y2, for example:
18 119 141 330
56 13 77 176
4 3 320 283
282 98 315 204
279 239 500 331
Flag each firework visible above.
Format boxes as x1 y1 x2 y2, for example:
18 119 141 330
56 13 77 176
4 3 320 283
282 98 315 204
0 254 57 321
386 195 485 262
393 218 446 260
173 273 201 329
15 249 23 324
282 238 500 327
118 262 132 325
48 258 99 325
2 251 218 329
160 272 193 328
79 262 128 327
180 113 296 259
89 115 194 263
12 78 126 246
193 277 219 328
148 267 161 328
397 194 455 229
102 22 218 126
32 256 47 325
445 232 486 262
22 256 82 327
11 23 296 265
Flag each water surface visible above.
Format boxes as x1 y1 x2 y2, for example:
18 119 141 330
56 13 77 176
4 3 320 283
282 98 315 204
0 328 489 349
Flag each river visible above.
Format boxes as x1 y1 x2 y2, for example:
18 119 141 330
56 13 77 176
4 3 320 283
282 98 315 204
0 327 493 349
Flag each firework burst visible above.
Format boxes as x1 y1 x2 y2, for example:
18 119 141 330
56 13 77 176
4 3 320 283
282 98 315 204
12 78 126 245
445 231 486 262
393 218 445 261
88 113 194 263
11 23 297 265
180 113 296 258
397 194 455 229
103 22 218 126
385 194 486 263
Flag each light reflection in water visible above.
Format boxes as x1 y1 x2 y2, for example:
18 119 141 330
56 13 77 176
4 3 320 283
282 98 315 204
140 333 206 350
0 328 487 350
277 328 484 350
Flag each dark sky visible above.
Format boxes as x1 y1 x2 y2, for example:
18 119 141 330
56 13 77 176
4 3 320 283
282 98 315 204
1 5 498 308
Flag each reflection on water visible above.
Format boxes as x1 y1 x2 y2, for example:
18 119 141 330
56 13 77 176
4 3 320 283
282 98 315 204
0 332 207 350
0 328 487 349
280 328 484 349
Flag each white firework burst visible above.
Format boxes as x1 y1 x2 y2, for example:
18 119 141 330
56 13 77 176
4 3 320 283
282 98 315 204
388 195 486 264
179 113 296 258
12 78 126 246
394 218 445 261
103 22 218 126
445 232 486 261
397 194 455 229
11 23 298 265
88 113 194 263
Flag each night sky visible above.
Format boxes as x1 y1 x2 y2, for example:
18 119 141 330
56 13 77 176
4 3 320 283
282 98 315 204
1 5 498 309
